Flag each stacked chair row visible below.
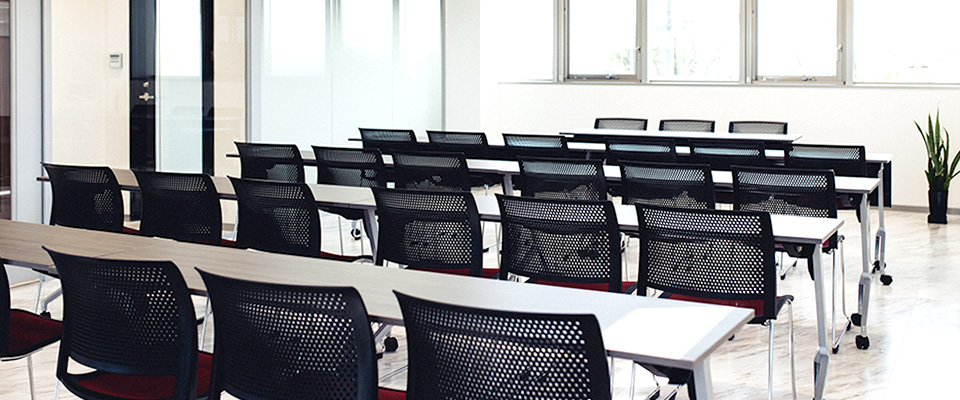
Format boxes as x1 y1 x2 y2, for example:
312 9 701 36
594 117 788 134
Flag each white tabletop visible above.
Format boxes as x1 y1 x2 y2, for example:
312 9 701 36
0 219 752 371
561 127 803 143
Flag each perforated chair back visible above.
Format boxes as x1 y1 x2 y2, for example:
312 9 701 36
235 142 305 183
358 128 419 153
732 166 837 219
729 121 788 134
44 248 201 400
518 158 607 200
636 205 777 321
426 130 491 159
605 138 678 164
620 162 715 209
497 195 622 292
229 177 321 257
595 117 648 130
502 133 570 158
133 171 222 244
785 144 866 177
372 188 482 276
312 146 387 188
198 270 379 400
392 151 471 192
658 119 716 132
688 139 769 170
42 164 124 232
395 291 612 400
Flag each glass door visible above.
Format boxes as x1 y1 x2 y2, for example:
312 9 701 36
156 0 203 172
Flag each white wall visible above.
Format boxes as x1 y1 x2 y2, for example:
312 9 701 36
49 0 129 167
443 0 960 209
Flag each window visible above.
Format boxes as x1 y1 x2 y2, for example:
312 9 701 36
853 0 960 84
755 0 838 82
566 0 637 79
646 0 739 82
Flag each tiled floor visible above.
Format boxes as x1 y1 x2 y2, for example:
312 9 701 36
2 205 958 399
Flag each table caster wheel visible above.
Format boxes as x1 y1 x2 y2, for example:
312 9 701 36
384 337 399 352
856 335 869 350
851 313 861 327
880 274 893 286
350 228 362 240
832 346 839 354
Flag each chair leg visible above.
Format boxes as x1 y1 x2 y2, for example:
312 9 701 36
337 217 345 255
33 275 44 313
27 355 37 400
52 380 60 400
789 300 797 400
628 361 637 400
767 321 774 400
199 297 212 351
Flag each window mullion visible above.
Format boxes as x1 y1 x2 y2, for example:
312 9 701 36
637 0 647 83
838 0 853 84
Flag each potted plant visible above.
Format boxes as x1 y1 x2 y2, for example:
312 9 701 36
916 109 960 223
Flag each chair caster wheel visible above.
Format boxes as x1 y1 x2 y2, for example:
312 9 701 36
350 228 362 240
851 313 861 327
649 388 660 400
871 260 881 273
384 337 399 352
832 346 839 354
40 311 51 319
846 322 852 331
780 274 786 280
880 274 893 286
856 335 869 350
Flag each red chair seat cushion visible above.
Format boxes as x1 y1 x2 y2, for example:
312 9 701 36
534 280 637 293
5 310 62 356
74 351 213 400
379 388 407 400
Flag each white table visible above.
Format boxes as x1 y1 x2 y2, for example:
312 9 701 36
0 219 752 400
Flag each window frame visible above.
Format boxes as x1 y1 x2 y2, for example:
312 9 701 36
561 0 643 82
749 0 848 85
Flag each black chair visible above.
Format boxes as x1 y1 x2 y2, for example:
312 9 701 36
373 188 492 278
392 151 471 192
395 291 611 400
496 194 631 293
42 163 124 233
518 157 607 200
229 177 361 260
197 270 406 400
358 128 419 153
620 162 715 209
312 146 387 243
133 170 223 245
785 143 867 210
235 142 305 183
729 121 788 134
1 263 62 400
595 117 648 130
636 205 795 400
426 130 491 159
688 139 770 170
605 138 678 164
658 119 715 132
427 130 501 191
44 248 211 400
502 133 570 158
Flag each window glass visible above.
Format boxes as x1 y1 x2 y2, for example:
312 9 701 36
647 0 739 82
567 0 637 78
853 0 960 83
756 0 837 80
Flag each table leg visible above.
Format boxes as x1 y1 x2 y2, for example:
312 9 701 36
691 357 715 400
812 242 829 400
873 163 890 285
503 174 515 196
852 194 872 350
363 208 378 260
